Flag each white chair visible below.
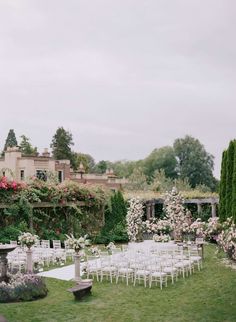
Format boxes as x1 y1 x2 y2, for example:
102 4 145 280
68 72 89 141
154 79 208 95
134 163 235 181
149 261 168 289
41 240 50 248
53 240 61 249
86 256 101 281
116 261 134 286
100 256 117 283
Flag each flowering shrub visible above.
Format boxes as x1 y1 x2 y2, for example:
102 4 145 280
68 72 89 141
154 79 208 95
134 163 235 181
0 273 47 303
18 232 39 248
205 217 222 240
65 234 89 252
153 234 171 242
0 176 23 192
126 198 144 242
217 217 236 261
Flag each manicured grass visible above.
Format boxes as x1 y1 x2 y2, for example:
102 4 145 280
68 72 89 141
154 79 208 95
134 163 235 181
1 245 236 322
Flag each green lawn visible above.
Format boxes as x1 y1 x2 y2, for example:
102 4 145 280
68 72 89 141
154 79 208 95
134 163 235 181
1 245 236 322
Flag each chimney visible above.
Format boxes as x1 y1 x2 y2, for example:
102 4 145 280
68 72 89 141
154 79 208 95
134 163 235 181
42 148 50 157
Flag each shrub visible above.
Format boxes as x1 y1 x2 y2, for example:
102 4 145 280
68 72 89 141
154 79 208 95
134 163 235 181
0 274 48 303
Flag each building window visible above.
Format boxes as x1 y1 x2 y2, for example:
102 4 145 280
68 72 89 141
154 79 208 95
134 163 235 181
58 170 63 183
36 170 47 181
20 170 25 181
2 171 5 177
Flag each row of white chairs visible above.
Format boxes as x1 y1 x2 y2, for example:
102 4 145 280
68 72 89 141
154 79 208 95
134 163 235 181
85 245 202 289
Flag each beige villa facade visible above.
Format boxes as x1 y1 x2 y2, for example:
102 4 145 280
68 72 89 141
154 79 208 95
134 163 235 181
0 147 71 182
0 147 127 189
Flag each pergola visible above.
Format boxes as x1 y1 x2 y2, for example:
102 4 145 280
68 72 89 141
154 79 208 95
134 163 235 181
146 197 219 220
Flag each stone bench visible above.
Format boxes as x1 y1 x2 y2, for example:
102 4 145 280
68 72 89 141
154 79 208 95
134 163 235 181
68 281 92 300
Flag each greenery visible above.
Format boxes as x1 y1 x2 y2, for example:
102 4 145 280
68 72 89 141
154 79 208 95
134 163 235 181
219 140 236 222
50 127 76 170
3 129 18 152
0 245 236 321
174 135 216 190
19 135 37 156
94 191 128 243
143 146 177 180
0 177 108 243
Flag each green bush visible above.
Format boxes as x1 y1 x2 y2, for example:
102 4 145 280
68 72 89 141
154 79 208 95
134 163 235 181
0 221 28 244
94 191 128 244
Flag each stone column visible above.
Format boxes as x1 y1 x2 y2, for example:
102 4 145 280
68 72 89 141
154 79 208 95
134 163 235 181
146 204 151 220
197 203 202 215
211 203 217 218
26 248 33 274
74 253 81 283
0 254 8 283
151 203 155 218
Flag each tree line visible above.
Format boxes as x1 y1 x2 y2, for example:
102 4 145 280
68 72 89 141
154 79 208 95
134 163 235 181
1 128 218 191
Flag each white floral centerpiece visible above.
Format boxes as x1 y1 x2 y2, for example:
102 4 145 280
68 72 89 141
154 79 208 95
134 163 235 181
106 242 116 252
18 232 39 248
153 234 171 243
65 234 89 253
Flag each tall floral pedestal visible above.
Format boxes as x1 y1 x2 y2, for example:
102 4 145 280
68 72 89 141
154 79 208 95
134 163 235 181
26 248 33 274
74 252 81 283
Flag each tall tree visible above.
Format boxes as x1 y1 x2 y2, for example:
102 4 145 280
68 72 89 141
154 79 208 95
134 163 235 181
94 160 108 174
3 129 18 151
219 150 227 221
174 135 215 189
50 127 75 168
19 135 37 155
143 146 177 180
125 167 148 191
225 140 235 217
232 141 236 222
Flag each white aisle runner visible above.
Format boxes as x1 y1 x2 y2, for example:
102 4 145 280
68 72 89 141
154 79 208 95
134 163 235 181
37 262 86 281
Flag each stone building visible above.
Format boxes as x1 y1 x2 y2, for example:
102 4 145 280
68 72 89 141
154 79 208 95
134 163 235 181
0 147 127 190
0 147 70 182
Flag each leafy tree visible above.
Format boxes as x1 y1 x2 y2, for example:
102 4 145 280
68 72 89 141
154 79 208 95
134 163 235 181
143 146 177 180
50 127 76 169
106 160 137 178
125 167 148 191
94 160 108 174
3 129 18 151
174 135 215 190
76 153 95 173
19 135 37 155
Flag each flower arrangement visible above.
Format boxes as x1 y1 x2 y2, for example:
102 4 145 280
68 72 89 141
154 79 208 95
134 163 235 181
217 217 236 261
143 219 172 235
106 242 116 251
18 232 39 248
65 234 89 253
190 218 207 238
205 217 222 240
89 246 100 256
126 197 144 242
153 234 171 243
163 188 192 241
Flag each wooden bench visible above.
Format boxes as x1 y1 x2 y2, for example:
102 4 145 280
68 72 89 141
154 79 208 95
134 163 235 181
68 281 92 300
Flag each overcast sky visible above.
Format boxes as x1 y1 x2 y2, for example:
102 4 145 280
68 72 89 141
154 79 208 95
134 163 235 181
0 0 236 178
